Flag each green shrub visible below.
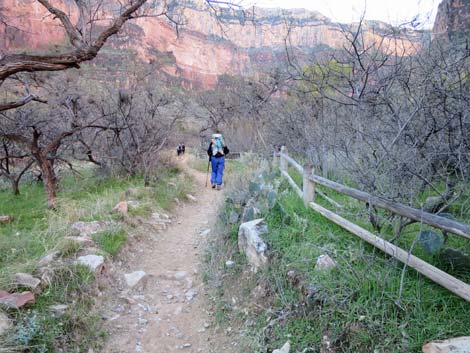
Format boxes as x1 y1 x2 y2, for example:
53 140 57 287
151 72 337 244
93 229 127 256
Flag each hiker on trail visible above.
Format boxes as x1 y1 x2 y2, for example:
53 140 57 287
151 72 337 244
207 132 229 190
177 143 186 157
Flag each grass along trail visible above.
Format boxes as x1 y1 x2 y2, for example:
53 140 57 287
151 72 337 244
100 158 229 353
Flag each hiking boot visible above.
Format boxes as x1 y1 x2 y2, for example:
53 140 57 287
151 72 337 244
216 185 222 191
211 184 216 189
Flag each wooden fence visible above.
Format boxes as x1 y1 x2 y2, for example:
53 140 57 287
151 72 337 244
275 146 470 302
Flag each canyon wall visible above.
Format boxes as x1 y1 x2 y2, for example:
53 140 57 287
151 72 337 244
432 0 470 41
0 0 426 88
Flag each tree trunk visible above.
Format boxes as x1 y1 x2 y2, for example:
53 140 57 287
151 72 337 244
11 179 20 195
40 159 57 208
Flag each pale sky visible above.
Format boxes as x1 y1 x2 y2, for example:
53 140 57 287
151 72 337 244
242 0 440 28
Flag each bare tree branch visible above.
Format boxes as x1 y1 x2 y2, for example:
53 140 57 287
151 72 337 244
0 0 147 82
0 93 47 111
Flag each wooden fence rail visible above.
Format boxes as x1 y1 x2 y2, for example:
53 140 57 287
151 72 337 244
308 174 470 241
276 146 470 302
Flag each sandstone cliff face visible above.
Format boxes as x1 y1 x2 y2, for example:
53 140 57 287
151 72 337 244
131 16 251 89
0 0 423 88
181 3 420 54
0 0 75 50
433 0 470 41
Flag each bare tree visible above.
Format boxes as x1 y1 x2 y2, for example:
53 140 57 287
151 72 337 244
255 18 470 231
95 75 185 182
0 137 34 194
196 73 280 151
0 94 105 207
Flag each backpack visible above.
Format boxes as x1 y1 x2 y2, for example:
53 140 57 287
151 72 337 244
211 134 229 156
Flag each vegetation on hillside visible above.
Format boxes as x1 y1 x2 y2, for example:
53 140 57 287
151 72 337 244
0 160 193 352
205 163 470 353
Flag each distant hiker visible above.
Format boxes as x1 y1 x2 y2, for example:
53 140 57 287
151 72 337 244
207 132 229 190
181 143 186 155
176 144 183 156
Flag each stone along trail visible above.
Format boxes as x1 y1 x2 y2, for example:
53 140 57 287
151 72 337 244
101 162 227 353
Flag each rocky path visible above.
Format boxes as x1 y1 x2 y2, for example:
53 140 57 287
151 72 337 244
101 159 227 353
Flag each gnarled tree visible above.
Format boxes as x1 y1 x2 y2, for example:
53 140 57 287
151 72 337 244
0 0 150 112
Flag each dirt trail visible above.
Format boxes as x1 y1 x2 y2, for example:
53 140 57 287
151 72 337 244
101 157 228 353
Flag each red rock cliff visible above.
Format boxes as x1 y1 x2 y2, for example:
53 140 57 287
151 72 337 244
432 0 470 41
0 0 424 88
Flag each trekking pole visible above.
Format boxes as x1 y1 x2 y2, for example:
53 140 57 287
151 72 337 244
205 158 210 187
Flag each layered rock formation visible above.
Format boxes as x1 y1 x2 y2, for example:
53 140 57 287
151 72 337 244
0 0 425 88
182 2 422 53
433 0 470 41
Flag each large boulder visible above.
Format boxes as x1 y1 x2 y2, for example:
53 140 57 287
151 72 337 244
75 255 105 275
423 337 470 353
0 290 35 309
124 271 148 289
314 254 337 271
37 251 60 268
64 236 94 246
70 221 106 237
13 273 41 293
238 219 268 272
273 342 290 353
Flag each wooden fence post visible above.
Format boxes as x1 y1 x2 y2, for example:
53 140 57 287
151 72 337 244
303 163 315 206
273 150 280 168
280 146 288 172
